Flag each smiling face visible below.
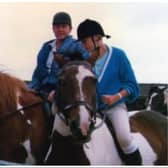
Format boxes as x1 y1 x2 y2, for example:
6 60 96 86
53 24 72 40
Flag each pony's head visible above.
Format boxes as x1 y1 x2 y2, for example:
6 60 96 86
52 61 97 143
146 85 168 116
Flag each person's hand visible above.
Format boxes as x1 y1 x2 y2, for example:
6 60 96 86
102 94 119 105
86 47 100 66
54 53 68 67
48 90 56 102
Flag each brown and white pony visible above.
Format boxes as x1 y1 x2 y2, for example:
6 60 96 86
0 72 49 164
44 61 168 165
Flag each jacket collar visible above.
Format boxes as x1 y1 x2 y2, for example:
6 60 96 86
98 45 113 83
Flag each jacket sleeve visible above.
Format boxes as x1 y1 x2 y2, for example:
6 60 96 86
57 36 90 60
75 42 89 59
70 41 90 59
118 49 140 103
28 43 50 90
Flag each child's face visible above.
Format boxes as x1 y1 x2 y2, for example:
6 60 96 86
81 35 102 52
53 24 72 40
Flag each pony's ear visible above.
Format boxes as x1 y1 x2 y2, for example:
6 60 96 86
54 52 85 67
69 52 84 61
54 53 68 67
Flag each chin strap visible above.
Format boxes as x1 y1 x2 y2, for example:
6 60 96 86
91 36 97 50
85 36 100 66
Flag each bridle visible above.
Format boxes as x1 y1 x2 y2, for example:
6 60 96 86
56 99 106 136
55 89 106 134
0 93 48 122
56 99 96 125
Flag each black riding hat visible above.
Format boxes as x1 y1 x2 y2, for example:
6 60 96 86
52 12 72 26
77 19 110 40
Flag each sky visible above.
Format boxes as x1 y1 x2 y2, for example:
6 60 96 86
0 2 168 84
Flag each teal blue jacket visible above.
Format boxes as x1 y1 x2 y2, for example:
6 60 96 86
95 46 140 110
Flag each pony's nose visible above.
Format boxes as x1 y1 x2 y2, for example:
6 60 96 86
80 122 89 136
70 120 79 130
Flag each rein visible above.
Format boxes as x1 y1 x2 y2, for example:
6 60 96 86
57 100 96 125
62 101 95 115
0 100 46 122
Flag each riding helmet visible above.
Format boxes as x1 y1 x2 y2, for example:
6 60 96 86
77 19 110 40
52 12 72 26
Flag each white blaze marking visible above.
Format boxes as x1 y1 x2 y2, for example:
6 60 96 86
146 92 158 110
164 88 168 105
76 65 94 101
22 139 35 164
27 120 32 125
164 88 168 113
17 99 24 115
17 101 32 127
76 66 94 135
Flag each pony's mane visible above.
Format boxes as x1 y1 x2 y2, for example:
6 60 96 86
59 61 92 74
0 72 28 114
56 61 93 82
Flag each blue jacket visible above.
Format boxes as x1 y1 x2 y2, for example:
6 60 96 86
95 46 140 110
28 35 89 91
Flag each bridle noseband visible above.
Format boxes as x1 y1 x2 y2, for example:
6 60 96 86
57 100 97 126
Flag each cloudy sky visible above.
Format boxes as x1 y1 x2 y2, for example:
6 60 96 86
0 2 168 84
